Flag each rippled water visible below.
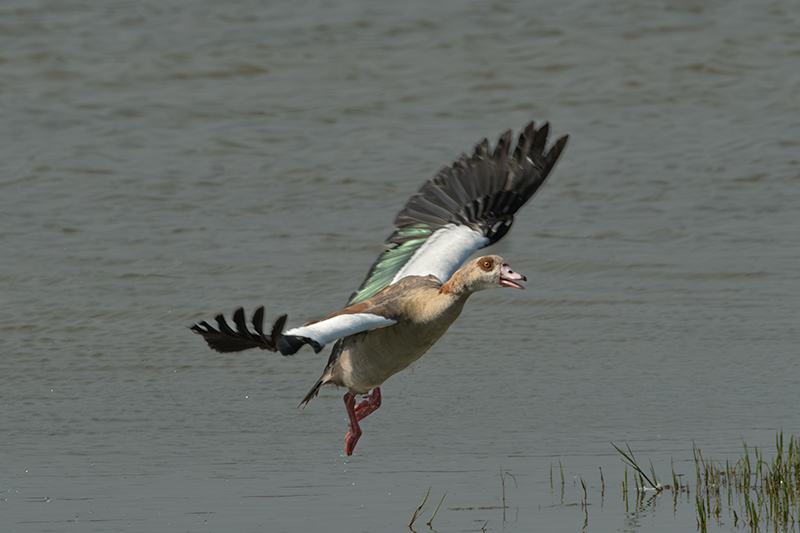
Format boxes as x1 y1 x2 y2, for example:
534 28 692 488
2 0 799 531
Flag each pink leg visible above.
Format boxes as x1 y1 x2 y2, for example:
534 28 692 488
343 392 361 456
354 387 382 421
343 388 382 456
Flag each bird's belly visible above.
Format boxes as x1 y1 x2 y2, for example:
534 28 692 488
335 326 443 395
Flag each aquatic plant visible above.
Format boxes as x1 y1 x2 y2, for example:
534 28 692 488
615 432 800 532
408 487 447 531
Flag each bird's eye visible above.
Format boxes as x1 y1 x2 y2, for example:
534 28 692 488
482 259 493 270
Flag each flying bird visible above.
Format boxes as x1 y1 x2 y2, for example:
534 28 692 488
192 122 568 455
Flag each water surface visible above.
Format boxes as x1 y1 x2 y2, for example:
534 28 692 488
2 0 799 531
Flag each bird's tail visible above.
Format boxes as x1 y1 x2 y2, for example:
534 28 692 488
298 339 344 407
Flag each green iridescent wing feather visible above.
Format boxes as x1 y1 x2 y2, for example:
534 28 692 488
347 226 434 306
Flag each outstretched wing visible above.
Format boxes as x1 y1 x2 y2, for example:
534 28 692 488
282 313 396 354
192 308 396 356
347 121 568 306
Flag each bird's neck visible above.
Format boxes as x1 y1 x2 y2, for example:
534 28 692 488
439 268 474 297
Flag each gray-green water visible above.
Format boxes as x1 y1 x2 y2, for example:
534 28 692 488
2 0 799 531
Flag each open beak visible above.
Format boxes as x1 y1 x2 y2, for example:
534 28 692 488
499 263 527 290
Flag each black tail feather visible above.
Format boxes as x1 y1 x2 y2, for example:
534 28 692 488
191 307 287 354
298 339 344 407
299 377 325 407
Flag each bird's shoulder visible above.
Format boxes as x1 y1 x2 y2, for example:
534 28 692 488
316 275 442 324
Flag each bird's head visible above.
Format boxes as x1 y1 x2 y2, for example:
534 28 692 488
461 255 527 293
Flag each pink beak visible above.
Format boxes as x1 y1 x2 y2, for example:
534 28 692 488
499 263 526 290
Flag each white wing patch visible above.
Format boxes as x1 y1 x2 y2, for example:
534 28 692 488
284 313 397 350
390 224 489 284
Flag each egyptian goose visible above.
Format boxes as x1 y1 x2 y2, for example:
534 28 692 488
192 122 568 455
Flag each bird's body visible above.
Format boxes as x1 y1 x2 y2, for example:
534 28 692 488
318 274 464 397
192 122 568 455
302 254 522 400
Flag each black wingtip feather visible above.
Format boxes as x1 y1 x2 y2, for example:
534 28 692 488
191 308 288 354
391 121 568 244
